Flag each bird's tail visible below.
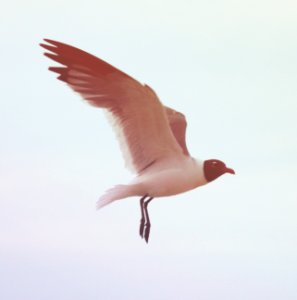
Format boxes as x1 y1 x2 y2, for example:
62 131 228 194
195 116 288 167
96 184 137 210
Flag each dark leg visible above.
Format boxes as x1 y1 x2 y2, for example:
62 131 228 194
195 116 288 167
139 195 148 238
143 197 154 243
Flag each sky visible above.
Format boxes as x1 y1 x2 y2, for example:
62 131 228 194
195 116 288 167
1 0 297 299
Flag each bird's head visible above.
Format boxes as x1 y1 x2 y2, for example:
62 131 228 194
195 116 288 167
203 159 235 182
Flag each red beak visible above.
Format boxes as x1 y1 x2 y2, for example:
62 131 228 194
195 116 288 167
225 167 235 174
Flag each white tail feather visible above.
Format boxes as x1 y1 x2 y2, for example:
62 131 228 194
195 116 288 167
96 184 135 210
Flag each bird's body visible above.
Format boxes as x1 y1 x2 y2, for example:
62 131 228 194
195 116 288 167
40 39 235 242
135 157 206 197
100 157 206 208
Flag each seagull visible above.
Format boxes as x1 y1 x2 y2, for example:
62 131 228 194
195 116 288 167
40 39 235 243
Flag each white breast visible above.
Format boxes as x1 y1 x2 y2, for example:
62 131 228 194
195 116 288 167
132 157 207 197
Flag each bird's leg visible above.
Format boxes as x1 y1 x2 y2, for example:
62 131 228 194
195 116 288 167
139 195 148 238
143 197 154 243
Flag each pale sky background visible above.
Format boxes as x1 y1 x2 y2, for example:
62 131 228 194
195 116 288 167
1 0 297 299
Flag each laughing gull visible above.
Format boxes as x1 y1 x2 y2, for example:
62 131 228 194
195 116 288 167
40 39 235 242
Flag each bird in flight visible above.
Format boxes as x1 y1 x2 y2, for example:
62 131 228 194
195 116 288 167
40 39 235 243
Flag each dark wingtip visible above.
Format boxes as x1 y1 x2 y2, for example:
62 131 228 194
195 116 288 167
43 38 55 44
40 43 55 53
43 52 56 58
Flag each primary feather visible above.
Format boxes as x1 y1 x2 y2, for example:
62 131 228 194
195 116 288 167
40 39 189 173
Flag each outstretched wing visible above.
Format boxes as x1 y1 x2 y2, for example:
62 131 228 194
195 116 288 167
40 39 184 173
165 107 190 156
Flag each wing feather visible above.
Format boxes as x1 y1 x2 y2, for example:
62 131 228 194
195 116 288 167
40 39 184 173
165 107 190 156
